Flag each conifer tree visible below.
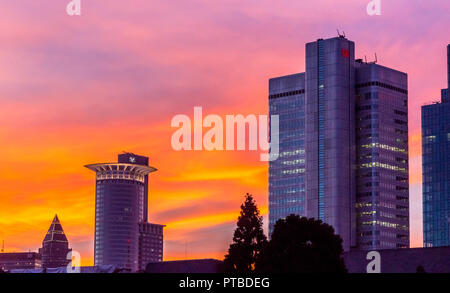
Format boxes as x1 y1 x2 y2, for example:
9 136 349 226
223 193 267 272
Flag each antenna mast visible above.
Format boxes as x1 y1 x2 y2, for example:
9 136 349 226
336 29 346 38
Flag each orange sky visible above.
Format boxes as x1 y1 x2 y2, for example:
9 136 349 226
0 0 449 266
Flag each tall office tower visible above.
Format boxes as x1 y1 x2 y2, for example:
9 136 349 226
305 37 356 251
86 153 163 271
268 73 306 235
269 36 409 251
138 223 164 270
355 61 409 250
422 44 450 247
39 215 71 268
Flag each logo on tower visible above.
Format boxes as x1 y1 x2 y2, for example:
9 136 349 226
342 49 350 58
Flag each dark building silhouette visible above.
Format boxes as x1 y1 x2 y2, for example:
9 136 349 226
86 153 164 271
39 215 71 268
344 246 450 273
0 252 42 271
146 259 223 273
138 223 164 270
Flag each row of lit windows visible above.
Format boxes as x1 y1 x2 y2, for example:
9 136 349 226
281 159 305 166
281 168 305 175
360 143 406 153
360 162 407 172
361 220 408 230
424 134 450 143
279 149 305 158
356 202 373 208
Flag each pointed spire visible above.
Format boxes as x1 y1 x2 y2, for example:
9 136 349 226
43 214 68 243
52 214 60 224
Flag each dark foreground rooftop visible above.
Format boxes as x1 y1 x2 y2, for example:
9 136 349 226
146 259 224 273
344 246 450 273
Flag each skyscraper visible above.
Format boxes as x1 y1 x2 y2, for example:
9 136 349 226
422 44 450 247
354 61 409 250
86 153 164 271
305 37 356 251
268 36 409 251
39 215 71 268
268 73 306 235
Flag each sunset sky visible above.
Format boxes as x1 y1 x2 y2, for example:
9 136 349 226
0 0 449 266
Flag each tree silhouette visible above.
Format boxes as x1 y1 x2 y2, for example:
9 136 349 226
416 265 426 273
256 214 347 273
223 193 267 273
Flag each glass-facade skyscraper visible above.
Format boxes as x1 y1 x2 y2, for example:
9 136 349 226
305 37 357 251
268 36 409 251
355 62 409 250
422 44 450 247
268 73 306 235
86 153 163 271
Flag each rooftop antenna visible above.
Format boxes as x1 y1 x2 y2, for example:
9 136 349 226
364 55 368 63
337 29 345 38
374 53 378 64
